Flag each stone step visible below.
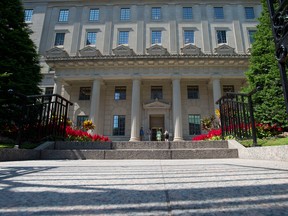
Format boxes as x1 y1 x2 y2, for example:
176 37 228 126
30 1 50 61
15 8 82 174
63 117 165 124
55 140 229 150
40 148 238 160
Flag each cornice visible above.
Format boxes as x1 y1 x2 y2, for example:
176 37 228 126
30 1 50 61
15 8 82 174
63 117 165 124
46 54 250 69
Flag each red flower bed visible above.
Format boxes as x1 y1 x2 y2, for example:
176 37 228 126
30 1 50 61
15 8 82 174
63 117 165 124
66 126 110 142
192 129 222 141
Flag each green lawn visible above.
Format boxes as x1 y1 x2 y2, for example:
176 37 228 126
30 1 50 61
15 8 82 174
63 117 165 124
0 143 40 149
239 137 288 147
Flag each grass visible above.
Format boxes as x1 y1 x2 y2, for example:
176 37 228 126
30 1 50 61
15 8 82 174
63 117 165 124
0 142 40 149
239 137 288 147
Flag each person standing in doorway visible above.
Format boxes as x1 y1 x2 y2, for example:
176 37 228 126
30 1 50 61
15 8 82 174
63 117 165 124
164 129 169 141
146 128 151 141
156 128 162 141
140 127 144 141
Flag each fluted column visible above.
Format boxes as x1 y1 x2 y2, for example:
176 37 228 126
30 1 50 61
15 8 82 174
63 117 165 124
90 78 101 134
172 75 183 141
212 76 222 110
53 76 63 95
129 77 141 141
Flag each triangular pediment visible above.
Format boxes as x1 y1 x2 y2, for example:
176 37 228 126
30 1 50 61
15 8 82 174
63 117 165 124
181 44 202 55
46 47 69 58
143 99 171 109
78 46 102 57
112 45 135 56
214 44 235 55
146 44 169 55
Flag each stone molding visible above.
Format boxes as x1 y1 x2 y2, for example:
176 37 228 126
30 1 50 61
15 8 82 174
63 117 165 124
78 46 102 57
143 98 171 110
146 44 169 55
112 45 135 56
214 44 235 55
181 44 202 55
46 47 69 58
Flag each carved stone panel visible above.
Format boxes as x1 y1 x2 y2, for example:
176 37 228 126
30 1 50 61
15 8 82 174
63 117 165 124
146 44 169 56
181 44 202 55
46 47 69 58
78 46 102 57
214 44 235 55
112 45 135 56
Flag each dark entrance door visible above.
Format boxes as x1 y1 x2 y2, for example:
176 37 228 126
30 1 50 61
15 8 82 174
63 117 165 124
150 115 164 141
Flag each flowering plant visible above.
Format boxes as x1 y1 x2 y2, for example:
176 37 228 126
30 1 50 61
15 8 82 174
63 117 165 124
83 120 95 131
66 126 110 142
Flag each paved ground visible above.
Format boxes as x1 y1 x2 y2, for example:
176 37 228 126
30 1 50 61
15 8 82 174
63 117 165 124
0 159 288 216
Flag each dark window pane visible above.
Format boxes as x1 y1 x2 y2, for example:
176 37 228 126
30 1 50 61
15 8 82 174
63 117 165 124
151 86 163 100
187 86 199 99
79 87 91 100
189 114 201 135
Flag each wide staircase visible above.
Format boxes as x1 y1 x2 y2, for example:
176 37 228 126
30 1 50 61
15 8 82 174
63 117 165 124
41 140 238 160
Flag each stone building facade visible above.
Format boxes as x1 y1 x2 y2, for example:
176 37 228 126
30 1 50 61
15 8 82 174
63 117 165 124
22 0 261 141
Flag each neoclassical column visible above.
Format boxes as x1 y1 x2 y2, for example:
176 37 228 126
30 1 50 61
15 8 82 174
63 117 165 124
53 76 63 95
211 76 222 110
90 77 102 134
129 76 141 141
172 75 183 141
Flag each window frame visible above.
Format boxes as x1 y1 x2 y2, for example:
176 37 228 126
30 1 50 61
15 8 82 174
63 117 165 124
113 115 126 136
183 7 193 20
118 31 129 45
151 86 163 100
58 9 69 22
188 114 201 135
79 87 91 100
216 30 227 44
44 87 54 95
248 30 257 44
120 8 131 21
24 9 33 22
86 32 97 45
151 30 162 45
244 7 255 19
54 33 65 46
89 8 100 21
223 85 235 94
184 30 195 45
151 7 161 20
187 86 199 99
214 7 224 19
114 86 126 100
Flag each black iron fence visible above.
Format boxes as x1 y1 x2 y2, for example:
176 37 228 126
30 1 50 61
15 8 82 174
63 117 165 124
2 90 73 146
216 89 258 146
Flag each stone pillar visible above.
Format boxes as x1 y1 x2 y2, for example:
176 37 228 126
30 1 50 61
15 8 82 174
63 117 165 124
130 76 141 141
172 76 183 141
90 78 101 134
212 76 222 110
53 77 63 95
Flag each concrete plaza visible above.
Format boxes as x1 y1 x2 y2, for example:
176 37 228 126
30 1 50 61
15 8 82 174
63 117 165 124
0 159 288 215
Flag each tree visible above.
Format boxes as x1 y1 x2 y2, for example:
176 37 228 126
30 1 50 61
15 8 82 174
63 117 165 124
0 0 42 135
244 0 288 128
0 0 41 95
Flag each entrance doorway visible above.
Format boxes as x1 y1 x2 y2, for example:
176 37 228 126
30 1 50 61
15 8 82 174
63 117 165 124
150 115 164 141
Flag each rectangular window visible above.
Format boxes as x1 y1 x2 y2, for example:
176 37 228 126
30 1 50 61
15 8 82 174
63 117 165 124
89 8 99 21
189 114 201 135
245 7 255 19
77 115 88 127
86 32 97 45
120 8 130 20
216 30 227 44
223 85 235 93
151 30 162 44
113 115 125 136
248 30 256 44
79 87 91 100
24 9 33 22
187 86 199 99
114 86 126 100
214 7 224 19
183 7 192 20
58 9 69 22
54 33 65 46
151 7 161 20
151 86 163 100
45 87 54 95
184 30 194 44
118 31 129 45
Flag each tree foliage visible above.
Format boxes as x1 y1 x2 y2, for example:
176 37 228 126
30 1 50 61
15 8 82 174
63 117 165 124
244 0 288 128
0 0 41 95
